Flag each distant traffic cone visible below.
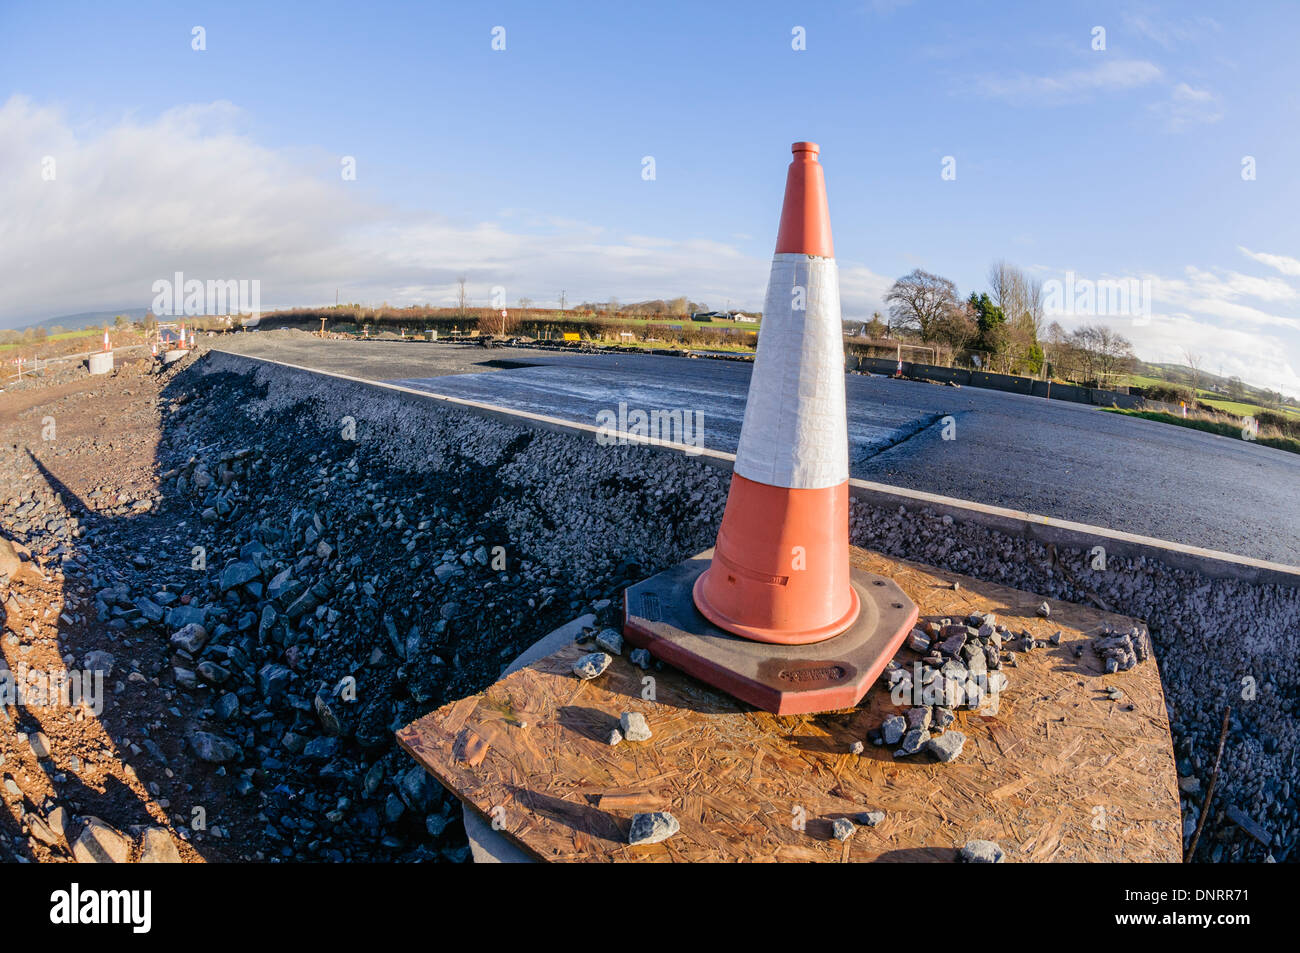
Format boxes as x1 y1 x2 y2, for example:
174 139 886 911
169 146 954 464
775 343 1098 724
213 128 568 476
103 329 111 352
692 142 857 645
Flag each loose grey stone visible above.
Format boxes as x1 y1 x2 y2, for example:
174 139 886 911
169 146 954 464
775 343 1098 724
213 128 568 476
83 650 115 677
628 811 679 845
931 706 956 730
906 707 932 732
595 628 624 655
1036 601 1051 618
895 727 929 756
139 827 182 863
831 817 855 842
189 731 240 764
219 560 259 591
849 740 865 755
908 628 931 653
72 817 132 864
169 622 208 654
572 652 612 680
927 730 967 763
29 732 52 760
857 810 886 828
606 728 623 746
881 715 906 745
960 839 1005 863
619 711 652 742
629 647 652 669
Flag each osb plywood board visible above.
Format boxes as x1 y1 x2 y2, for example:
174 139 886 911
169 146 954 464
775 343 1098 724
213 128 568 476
397 548 1182 862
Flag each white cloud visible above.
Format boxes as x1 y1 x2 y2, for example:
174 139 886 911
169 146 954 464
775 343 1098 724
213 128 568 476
2 95 896 325
1036 257 1300 397
1149 82 1224 130
973 59 1163 103
4 95 1293 397
1123 12 1221 50
1239 246 1300 278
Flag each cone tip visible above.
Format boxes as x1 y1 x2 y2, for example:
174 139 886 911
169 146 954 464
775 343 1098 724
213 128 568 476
791 141 820 158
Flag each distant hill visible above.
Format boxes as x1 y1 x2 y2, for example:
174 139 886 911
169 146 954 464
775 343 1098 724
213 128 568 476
1137 360 1298 408
6 308 150 333
573 298 707 316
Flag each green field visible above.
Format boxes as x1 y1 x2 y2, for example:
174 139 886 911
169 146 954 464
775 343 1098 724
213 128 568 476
1194 394 1300 419
0 327 104 353
1120 371 1300 419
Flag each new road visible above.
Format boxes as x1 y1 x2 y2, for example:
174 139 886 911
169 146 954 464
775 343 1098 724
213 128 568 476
215 336 1300 565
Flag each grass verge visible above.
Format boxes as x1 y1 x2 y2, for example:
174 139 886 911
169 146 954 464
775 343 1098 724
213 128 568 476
1101 408 1300 456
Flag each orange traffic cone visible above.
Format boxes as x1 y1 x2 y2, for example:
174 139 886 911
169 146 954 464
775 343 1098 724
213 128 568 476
103 329 111 352
692 142 857 645
623 141 917 714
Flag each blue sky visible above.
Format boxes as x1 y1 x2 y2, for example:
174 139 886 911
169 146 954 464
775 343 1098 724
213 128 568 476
3 1 1299 394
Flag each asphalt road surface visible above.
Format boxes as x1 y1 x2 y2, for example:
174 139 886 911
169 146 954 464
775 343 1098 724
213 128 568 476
214 336 1300 564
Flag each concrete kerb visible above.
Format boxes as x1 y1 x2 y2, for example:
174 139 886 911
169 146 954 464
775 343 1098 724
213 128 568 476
207 347 1300 591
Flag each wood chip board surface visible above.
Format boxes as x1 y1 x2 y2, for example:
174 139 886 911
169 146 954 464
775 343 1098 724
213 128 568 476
397 548 1182 862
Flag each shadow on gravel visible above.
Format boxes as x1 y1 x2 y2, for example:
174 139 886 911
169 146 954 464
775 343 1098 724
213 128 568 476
3 403 199 862
3 349 720 862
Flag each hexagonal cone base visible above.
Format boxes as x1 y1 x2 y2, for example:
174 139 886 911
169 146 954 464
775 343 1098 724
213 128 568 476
623 550 918 715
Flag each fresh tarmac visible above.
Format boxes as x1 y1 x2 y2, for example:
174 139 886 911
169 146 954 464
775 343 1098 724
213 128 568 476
214 336 1300 565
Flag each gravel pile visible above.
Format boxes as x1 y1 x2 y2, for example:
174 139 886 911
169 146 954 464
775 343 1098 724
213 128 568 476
849 504 1299 863
4 346 1293 863
210 350 1300 862
3 350 729 861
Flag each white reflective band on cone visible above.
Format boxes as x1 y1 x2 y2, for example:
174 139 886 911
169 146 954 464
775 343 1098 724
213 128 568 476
733 253 849 490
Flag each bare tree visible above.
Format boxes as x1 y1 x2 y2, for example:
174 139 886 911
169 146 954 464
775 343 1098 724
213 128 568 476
931 299 978 352
989 259 1044 360
884 269 961 342
456 275 468 318
1069 324 1136 385
1183 349 1203 399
